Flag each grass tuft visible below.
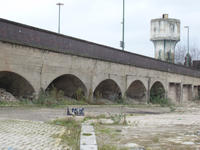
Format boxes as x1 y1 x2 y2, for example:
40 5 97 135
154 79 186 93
52 118 81 150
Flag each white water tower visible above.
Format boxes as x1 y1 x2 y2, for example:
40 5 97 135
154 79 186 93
150 14 180 63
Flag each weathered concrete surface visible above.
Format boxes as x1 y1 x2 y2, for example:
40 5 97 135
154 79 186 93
168 83 181 103
80 123 98 150
95 104 200 150
0 40 200 104
151 14 180 62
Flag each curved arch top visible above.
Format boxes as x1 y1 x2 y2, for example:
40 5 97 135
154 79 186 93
45 74 88 98
43 70 89 90
93 79 122 101
150 81 166 101
127 77 148 91
127 80 147 91
126 80 147 102
150 79 167 91
0 71 35 97
93 76 123 93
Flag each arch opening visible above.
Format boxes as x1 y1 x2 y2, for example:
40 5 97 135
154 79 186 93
0 71 35 99
46 74 87 99
126 80 146 102
93 79 121 101
150 81 165 103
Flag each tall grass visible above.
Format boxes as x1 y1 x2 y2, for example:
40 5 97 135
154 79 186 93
52 118 81 150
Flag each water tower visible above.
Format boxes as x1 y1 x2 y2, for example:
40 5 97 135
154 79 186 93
150 14 180 63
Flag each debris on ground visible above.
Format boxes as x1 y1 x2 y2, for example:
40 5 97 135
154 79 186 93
0 88 17 102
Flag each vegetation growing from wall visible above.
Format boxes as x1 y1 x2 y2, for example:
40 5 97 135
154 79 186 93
150 97 170 107
32 87 87 107
150 86 170 107
74 88 86 101
0 87 89 107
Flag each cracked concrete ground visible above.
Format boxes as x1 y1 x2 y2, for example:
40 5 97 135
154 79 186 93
94 105 200 150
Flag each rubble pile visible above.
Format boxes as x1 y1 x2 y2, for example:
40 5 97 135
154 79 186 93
0 88 17 101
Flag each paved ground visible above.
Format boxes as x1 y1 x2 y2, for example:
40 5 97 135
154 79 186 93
0 119 67 150
0 106 73 150
0 105 182 150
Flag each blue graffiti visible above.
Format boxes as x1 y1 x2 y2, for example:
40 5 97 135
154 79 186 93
67 107 84 116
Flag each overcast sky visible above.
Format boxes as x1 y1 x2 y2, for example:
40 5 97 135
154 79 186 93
0 0 199 57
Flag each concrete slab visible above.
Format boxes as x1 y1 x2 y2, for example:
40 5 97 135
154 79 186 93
80 134 97 145
81 125 95 132
80 123 98 150
80 145 98 150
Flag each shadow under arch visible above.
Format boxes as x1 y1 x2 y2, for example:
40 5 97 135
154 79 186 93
0 71 35 98
150 81 165 103
126 80 146 102
45 74 87 99
93 79 122 101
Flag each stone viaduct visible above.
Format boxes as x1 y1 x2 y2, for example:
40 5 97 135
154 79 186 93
0 18 200 104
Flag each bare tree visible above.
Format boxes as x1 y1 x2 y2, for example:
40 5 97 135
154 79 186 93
175 45 187 64
190 47 200 60
175 44 200 65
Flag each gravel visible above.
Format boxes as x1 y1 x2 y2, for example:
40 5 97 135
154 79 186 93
0 88 17 102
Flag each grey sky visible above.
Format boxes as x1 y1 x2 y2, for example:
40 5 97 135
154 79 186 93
0 0 199 57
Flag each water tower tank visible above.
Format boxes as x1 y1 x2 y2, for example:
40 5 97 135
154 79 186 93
150 14 180 63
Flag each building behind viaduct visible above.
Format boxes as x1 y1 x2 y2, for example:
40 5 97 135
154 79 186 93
0 18 200 104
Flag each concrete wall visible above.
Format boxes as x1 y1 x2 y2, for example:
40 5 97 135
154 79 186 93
182 85 192 103
151 18 180 41
1 18 199 79
168 83 181 103
0 41 200 103
193 86 199 99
